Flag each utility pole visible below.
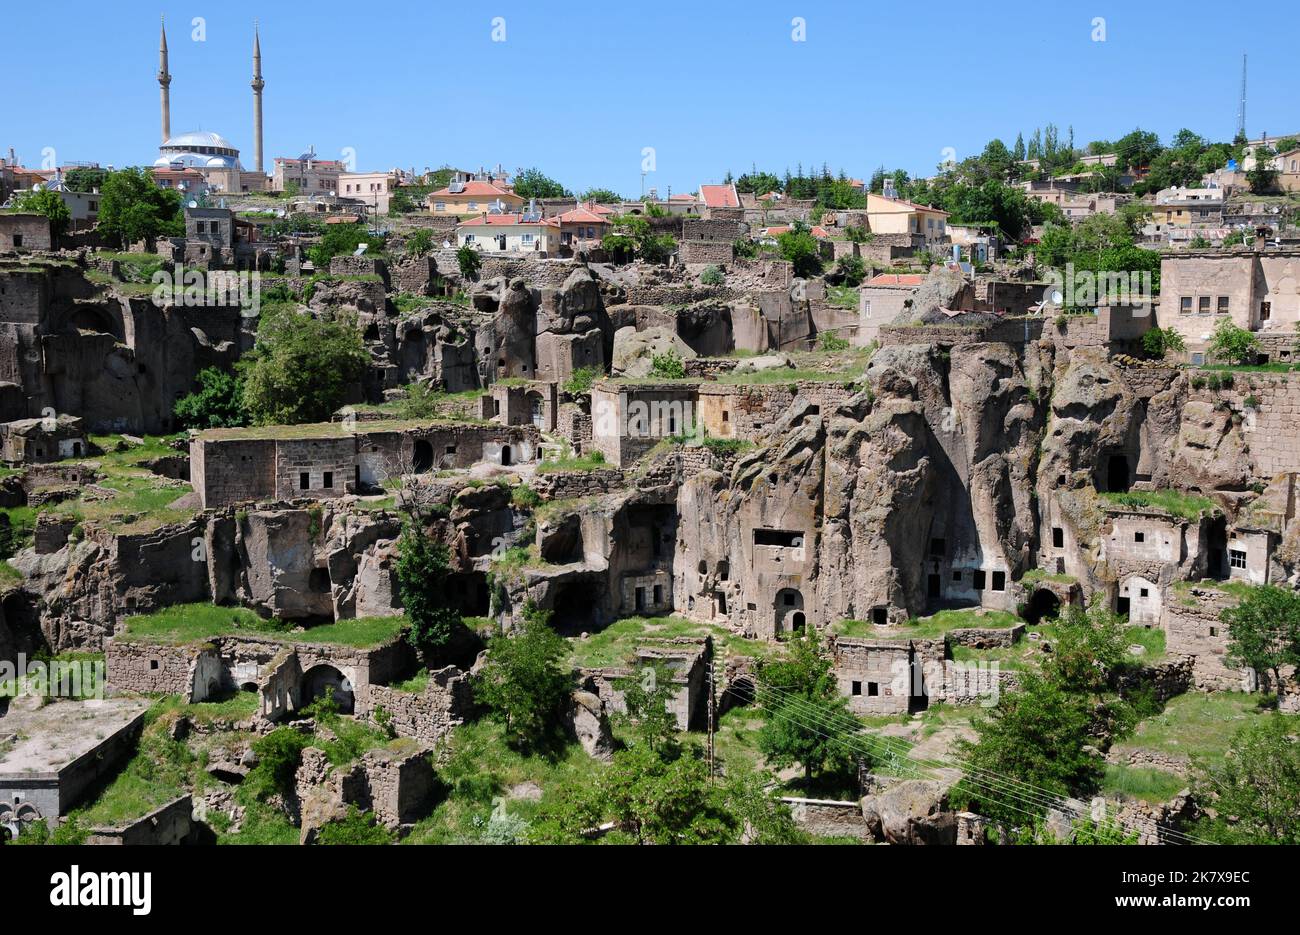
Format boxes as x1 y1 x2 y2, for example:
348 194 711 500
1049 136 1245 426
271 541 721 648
706 654 718 781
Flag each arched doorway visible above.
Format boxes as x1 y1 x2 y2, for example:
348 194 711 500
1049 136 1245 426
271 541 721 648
1024 588 1061 625
774 588 805 637
301 665 354 714
528 392 544 428
412 439 433 473
501 444 512 466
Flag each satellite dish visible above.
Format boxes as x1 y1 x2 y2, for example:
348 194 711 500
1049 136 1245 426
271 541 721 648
32 182 42 191
188 200 199 209
1050 290 1064 304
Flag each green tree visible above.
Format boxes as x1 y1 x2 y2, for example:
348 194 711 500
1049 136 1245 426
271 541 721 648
579 187 622 203
512 167 571 200
238 307 368 425
96 167 183 247
1193 716 1300 844
456 244 481 281
404 228 434 257
395 524 461 660
756 630 863 791
953 671 1104 824
173 366 248 429
834 254 866 286
616 661 681 758
8 189 71 238
473 602 571 751
307 221 383 268
1222 584 1300 696
1208 318 1259 366
1141 327 1186 360
1247 146 1280 194
777 222 822 278
64 166 107 193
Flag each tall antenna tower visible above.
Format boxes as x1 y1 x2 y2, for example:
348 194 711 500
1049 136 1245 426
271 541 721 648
1237 53 1247 139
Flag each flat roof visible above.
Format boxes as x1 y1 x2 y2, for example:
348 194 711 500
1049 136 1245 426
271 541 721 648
196 417 485 442
0 698 149 780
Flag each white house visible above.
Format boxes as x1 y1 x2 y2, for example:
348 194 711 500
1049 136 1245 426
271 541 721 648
456 214 562 253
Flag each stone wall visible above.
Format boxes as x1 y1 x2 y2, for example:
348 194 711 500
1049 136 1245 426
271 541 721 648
1188 372 1300 480
85 795 197 845
356 665 473 746
782 797 873 841
680 240 735 265
532 467 627 501
1160 586 1242 690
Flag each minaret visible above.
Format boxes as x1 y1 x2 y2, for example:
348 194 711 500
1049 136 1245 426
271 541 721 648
251 23 264 174
158 16 172 143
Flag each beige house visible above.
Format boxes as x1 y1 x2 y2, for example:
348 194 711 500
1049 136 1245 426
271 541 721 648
1158 249 1300 360
273 153 344 195
865 192 948 246
456 214 561 254
427 179 524 217
339 171 398 213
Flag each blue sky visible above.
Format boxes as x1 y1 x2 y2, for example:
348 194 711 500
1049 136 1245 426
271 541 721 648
7 0 1297 196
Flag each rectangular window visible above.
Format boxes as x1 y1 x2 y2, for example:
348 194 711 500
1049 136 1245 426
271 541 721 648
973 570 986 591
195 221 205 233
1052 526 1064 548
1198 296 1211 315
1135 531 1145 543
1229 549 1247 569
951 570 962 582
851 680 862 696
1217 296 1229 314
323 471 333 489
991 571 1006 591
754 529 803 548
867 682 879 697
299 472 310 489
12 234 22 247
653 584 663 605
1179 296 1192 314
1261 301 1271 321
929 538 946 557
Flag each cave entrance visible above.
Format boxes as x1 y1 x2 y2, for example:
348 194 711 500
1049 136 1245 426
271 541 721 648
1105 455 1131 493
412 439 433 473
301 665 354 714
501 445 512 466
1024 589 1061 626
552 582 597 635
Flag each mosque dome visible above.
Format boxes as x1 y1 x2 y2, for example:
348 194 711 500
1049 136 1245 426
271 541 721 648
156 130 242 170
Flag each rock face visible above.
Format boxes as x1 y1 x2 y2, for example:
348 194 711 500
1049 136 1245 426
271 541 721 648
860 779 958 845
611 326 697 378
565 690 615 761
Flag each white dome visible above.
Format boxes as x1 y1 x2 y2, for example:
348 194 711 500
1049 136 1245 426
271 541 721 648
163 130 236 150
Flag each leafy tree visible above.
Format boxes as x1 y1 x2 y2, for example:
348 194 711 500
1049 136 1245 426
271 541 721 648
834 254 867 286
238 307 368 425
1247 145 1280 194
1112 128 1162 172
395 524 461 660
734 169 782 195
456 244 481 281
96 167 184 247
1208 318 1259 366
1141 327 1186 360
512 167 571 200
777 222 822 278
64 166 107 193
953 671 1104 824
474 602 571 751
1194 716 1300 843
579 187 623 203
616 660 682 758
173 366 248 429
404 228 434 257
8 188 71 238
756 630 863 791
307 221 383 268
1222 584 1300 695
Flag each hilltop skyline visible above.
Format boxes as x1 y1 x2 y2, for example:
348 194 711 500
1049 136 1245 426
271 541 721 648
5 0 1297 195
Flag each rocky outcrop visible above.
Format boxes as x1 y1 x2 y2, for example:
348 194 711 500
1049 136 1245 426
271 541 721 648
860 778 958 845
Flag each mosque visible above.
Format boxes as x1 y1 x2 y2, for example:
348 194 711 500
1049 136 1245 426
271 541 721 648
152 18 269 193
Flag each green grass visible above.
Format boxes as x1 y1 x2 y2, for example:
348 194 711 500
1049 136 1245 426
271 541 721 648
1124 625 1166 660
1020 568 1077 586
1102 764 1187 804
389 670 431 693
120 603 406 648
536 452 610 474
402 719 606 844
1111 692 1266 768
835 608 1020 641
567 615 770 669
1170 578 1253 606
1099 488 1217 521
40 434 195 534
827 285 859 309
1199 362 1298 374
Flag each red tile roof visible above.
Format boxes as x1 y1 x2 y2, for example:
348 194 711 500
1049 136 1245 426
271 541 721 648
761 225 831 239
552 205 610 225
457 213 559 229
699 183 740 209
431 180 517 198
866 273 925 287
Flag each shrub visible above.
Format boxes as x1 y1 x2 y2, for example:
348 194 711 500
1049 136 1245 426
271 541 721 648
818 330 851 351
699 265 724 285
650 349 686 379
563 366 599 395
456 245 481 281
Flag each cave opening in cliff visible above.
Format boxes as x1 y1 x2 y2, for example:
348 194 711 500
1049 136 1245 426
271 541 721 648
551 582 597 635
1024 588 1061 625
1104 454 1131 493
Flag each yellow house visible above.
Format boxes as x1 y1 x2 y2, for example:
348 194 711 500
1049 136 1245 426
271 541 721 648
426 179 524 217
865 192 949 245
